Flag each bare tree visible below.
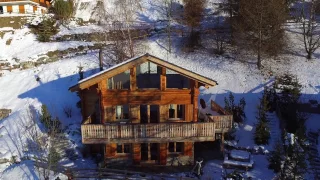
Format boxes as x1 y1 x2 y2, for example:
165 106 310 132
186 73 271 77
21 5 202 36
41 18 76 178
112 0 142 58
302 0 320 59
183 0 206 32
182 0 206 50
234 0 287 69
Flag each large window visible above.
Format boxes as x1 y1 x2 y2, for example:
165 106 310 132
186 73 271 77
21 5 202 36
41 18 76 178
117 144 131 154
169 104 185 120
166 69 190 89
108 70 130 89
136 62 160 89
115 105 129 120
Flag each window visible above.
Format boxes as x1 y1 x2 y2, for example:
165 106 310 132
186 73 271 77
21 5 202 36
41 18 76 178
136 62 160 89
168 142 183 153
107 70 130 89
169 104 185 119
115 105 129 120
117 144 131 154
166 69 190 89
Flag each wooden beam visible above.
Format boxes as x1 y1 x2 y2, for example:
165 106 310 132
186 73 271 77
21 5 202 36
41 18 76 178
133 143 141 165
130 67 137 90
159 143 167 165
147 105 150 123
160 67 166 91
192 81 199 122
184 142 193 156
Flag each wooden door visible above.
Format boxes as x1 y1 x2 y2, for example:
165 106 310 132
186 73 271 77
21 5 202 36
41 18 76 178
19 5 25 14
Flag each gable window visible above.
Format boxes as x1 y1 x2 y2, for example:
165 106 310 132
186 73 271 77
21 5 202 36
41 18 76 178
169 104 185 120
117 144 131 154
136 62 160 89
168 142 183 153
107 70 130 89
166 69 190 89
115 105 129 120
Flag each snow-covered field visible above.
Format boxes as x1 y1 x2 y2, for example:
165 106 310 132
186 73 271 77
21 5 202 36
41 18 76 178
0 0 319 179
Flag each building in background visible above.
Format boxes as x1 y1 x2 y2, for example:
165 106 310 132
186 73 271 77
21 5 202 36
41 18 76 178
0 0 51 15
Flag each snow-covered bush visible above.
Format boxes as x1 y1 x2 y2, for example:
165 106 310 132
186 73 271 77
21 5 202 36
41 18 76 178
30 17 58 42
224 92 246 123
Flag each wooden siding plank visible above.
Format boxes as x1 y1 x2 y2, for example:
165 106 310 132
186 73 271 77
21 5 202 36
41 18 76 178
159 143 167 165
133 143 141 165
184 142 193 156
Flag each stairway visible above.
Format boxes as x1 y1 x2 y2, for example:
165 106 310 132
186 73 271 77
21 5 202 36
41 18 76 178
307 131 320 179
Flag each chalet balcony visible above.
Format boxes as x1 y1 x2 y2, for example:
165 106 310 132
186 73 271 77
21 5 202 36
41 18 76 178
81 118 232 144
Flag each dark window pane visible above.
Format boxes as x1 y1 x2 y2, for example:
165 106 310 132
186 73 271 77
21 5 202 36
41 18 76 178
176 142 183 152
124 144 131 153
169 142 175 152
108 70 130 89
137 62 160 89
117 144 123 153
123 105 129 119
169 109 175 118
177 105 184 119
166 69 190 89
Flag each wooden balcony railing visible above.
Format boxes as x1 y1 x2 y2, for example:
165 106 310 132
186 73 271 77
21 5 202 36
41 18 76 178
81 122 216 144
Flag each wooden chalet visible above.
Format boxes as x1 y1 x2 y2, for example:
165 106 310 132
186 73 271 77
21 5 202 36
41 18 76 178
69 53 233 166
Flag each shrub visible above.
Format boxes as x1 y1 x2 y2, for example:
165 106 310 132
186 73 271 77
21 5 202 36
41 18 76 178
40 104 52 128
63 105 72 118
224 92 246 123
53 0 74 22
30 17 58 42
267 139 284 173
40 104 62 133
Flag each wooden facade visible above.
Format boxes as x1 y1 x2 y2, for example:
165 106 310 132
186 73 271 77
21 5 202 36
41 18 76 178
70 54 232 166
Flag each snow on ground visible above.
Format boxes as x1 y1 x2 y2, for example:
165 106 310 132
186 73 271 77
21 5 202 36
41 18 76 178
1 160 67 180
0 0 319 179
0 27 94 64
0 53 100 179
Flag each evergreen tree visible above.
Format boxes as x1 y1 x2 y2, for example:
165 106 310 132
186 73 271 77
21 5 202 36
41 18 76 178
268 139 284 173
282 141 307 179
33 17 58 42
53 0 74 22
224 92 246 123
254 90 271 145
40 104 51 128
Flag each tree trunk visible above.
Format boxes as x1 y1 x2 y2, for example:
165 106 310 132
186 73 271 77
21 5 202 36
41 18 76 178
307 52 312 59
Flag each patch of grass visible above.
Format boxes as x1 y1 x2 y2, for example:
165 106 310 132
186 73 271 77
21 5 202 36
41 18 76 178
0 17 27 29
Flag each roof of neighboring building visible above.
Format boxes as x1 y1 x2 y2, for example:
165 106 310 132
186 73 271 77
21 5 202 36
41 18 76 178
69 53 218 92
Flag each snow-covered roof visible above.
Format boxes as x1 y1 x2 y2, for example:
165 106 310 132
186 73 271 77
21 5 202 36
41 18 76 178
69 53 218 91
